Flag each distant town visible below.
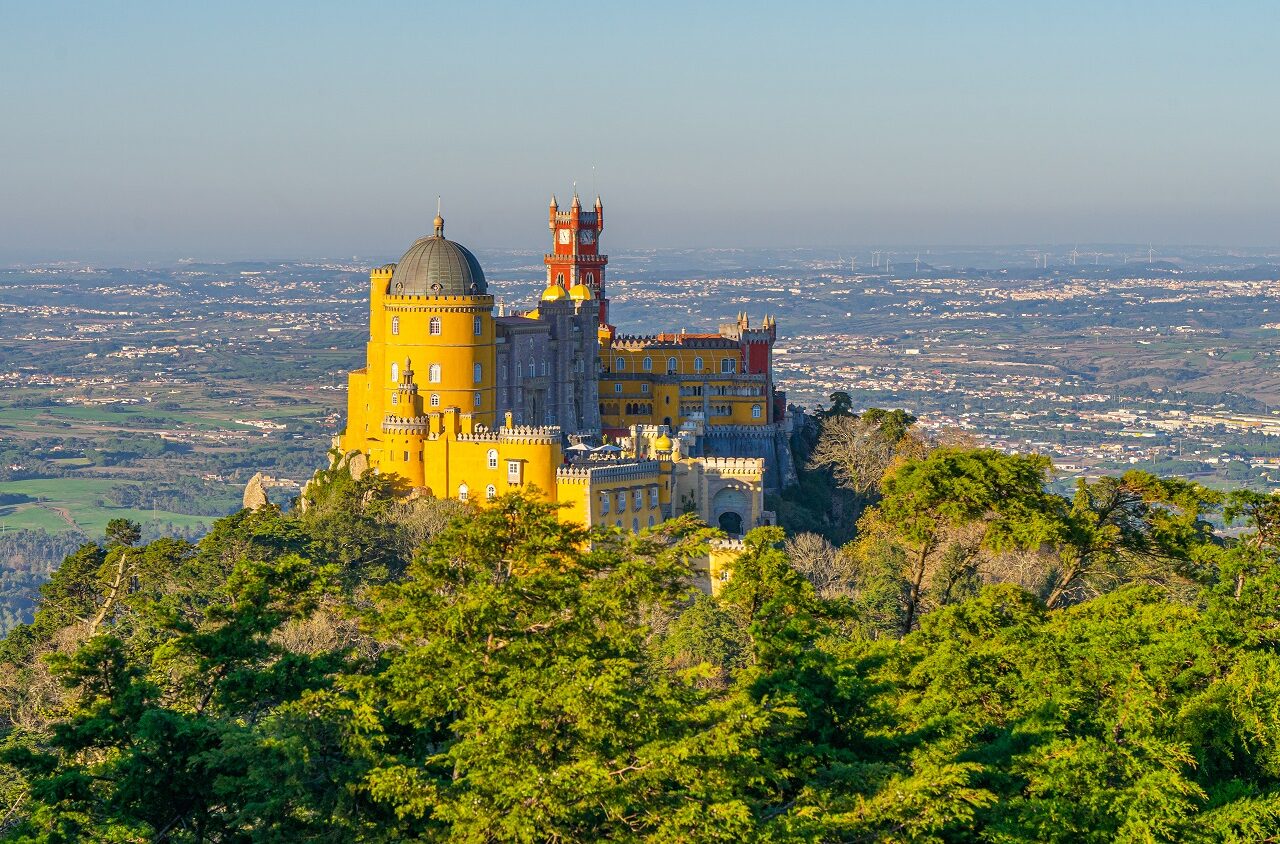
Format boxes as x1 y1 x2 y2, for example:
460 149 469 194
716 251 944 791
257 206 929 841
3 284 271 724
3 244 1280 544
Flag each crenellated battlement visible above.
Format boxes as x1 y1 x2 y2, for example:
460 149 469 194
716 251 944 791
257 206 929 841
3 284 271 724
611 334 737 350
556 460 661 483
695 456 765 474
382 414 430 434
458 424 561 446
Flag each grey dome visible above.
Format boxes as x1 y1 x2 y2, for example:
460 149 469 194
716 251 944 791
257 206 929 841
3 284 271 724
388 217 487 296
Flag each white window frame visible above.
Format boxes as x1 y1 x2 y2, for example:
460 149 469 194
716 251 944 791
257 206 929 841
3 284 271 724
487 449 498 469
391 316 400 335
458 483 469 502
429 317 442 336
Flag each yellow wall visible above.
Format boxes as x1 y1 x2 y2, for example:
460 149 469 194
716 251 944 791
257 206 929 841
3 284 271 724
598 374 769 429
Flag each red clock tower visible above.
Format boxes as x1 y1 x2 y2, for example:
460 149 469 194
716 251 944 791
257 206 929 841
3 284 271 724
546 192 609 325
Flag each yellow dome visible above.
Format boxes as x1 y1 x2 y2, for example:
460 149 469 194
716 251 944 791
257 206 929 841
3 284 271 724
653 433 673 452
568 283 593 301
541 284 567 301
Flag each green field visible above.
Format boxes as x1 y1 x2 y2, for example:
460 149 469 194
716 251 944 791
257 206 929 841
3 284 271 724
0 405 261 433
0 478 215 536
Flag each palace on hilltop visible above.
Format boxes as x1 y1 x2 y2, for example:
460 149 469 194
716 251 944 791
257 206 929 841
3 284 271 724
338 193 795 554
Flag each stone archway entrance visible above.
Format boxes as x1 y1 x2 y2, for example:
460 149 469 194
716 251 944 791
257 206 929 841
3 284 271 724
711 486 749 537
718 511 743 535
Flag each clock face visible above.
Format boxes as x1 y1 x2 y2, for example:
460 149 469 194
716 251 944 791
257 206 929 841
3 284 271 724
579 230 595 245
557 228 572 244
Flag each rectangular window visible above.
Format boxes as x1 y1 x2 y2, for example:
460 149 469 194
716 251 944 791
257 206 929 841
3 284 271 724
600 493 610 514
507 460 521 484
473 316 483 336
613 383 622 394
649 486 658 507
617 491 627 512
633 489 643 509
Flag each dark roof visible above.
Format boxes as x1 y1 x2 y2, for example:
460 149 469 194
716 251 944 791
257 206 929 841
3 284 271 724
389 219 487 296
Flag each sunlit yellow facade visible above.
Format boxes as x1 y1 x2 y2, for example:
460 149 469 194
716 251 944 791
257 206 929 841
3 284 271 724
337 206 774 545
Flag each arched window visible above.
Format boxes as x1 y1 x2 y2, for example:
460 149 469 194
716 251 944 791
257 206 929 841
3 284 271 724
585 272 594 285
391 393 398 405
473 363 482 383
474 391 482 407
458 483 469 502
752 404 762 419
430 394 440 407
642 356 652 371
648 515 655 528
487 449 498 469
473 316 483 336
429 317 441 336
632 518 639 533
667 357 677 373
391 362 399 382
429 364 441 383
721 358 737 374
615 357 625 371
694 357 704 372
486 484 497 501
391 316 400 335
556 273 565 285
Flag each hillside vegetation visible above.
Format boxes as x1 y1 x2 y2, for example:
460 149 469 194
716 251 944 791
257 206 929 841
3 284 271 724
3 433 1280 841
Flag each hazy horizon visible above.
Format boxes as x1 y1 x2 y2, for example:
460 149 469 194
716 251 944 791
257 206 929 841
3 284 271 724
3 1 1278 263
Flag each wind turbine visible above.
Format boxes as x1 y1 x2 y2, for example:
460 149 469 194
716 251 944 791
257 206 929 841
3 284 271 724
914 253 921 273
1148 244 1155 263
1070 246 1079 266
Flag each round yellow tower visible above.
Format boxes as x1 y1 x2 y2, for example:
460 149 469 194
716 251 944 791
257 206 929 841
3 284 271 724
371 214 497 429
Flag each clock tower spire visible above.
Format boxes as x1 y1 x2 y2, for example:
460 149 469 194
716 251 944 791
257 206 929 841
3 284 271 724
545 189 608 325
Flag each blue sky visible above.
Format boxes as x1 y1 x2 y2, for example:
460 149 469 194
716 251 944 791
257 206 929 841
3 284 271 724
1 1 1277 261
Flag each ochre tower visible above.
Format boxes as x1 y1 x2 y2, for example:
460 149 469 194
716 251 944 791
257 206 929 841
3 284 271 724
342 214 525 494
546 192 608 325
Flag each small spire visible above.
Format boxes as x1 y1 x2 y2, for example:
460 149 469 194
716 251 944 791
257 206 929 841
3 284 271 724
550 194 558 208
433 198 445 237
595 194 602 208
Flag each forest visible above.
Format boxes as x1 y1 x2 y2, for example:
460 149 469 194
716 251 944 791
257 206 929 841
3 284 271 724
3 410 1280 841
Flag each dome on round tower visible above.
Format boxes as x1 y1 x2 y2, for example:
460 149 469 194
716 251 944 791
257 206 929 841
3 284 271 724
541 283 567 301
388 216 487 296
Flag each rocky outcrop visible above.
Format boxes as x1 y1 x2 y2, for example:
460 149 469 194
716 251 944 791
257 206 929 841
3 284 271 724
242 472 270 510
